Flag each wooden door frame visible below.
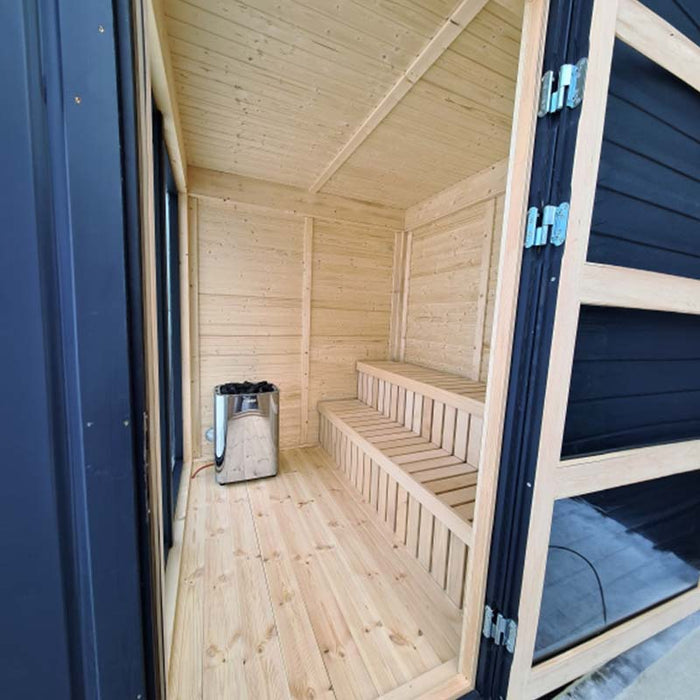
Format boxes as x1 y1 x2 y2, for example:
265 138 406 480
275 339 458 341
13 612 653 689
457 0 552 686
505 2 700 698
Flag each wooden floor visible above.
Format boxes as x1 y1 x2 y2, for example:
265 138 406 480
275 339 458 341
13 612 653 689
168 446 463 700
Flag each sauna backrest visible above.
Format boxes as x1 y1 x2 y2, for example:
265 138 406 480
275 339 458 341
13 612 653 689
356 360 485 468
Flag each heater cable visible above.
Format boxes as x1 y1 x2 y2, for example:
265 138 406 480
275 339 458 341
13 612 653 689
549 544 608 624
191 462 214 479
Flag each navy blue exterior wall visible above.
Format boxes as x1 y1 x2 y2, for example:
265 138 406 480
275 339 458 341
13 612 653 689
0 1 150 698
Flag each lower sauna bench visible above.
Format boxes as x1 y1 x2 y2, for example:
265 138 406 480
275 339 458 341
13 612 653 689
168 447 466 700
318 360 486 607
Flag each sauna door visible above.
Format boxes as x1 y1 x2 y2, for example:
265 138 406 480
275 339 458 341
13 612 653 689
477 1 700 698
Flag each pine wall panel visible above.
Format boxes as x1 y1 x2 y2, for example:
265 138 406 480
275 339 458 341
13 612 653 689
194 199 395 454
197 202 304 452
307 220 395 441
403 194 504 380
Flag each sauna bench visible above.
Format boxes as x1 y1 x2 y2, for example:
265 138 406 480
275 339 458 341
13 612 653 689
319 399 478 546
318 360 486 604
356 360 487 416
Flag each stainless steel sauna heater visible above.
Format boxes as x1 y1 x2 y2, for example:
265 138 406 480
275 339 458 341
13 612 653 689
213 381 279 485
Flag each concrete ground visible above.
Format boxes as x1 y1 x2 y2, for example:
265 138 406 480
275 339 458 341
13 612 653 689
555 610 700 699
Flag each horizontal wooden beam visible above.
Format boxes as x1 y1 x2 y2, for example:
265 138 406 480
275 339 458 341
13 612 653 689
555 439 700 498
580 262 700 315
147 0 187 192
309 0 490 193
404 159 508 231
616 0 700 93
526 586 700 700
188 167 404 229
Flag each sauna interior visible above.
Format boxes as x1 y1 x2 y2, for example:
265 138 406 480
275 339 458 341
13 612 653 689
165 0 525 697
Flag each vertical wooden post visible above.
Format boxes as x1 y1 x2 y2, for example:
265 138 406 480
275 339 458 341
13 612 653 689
389 230 407 360
188 196 201 458
399 231 413 361
300 217 314 445
457 0 552 686
471 197 497 381
178 192 192 467
134 5 166 691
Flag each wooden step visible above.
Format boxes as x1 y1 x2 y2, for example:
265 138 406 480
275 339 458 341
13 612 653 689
319 399 479 606
357 360 486 415
356 361 486 470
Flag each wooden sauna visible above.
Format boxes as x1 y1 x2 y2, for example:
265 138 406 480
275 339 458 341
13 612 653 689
130 0 700 698
7 0 700 697
156 0 523 694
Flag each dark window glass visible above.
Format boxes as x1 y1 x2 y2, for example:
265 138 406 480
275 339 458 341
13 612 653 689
535 470 700 662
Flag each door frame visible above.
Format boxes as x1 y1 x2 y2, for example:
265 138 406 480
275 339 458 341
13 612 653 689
504 2 700 698
457 0 553 686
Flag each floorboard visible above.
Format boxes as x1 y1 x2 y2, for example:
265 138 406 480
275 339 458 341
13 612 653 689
168 446 462 699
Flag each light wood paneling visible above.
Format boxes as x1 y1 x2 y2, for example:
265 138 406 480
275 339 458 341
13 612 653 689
319 1 523 207
471 198 496 380
389 231 410 361
168 447 464 699
188 166 403 229
165 0 523 209
165 0 463 191
404 159 508 231
403 197 505 378
193 198 396 452
308 0 492 193
479 194 505 383
307 220 395 442
300 218 313 445
196 201 304 453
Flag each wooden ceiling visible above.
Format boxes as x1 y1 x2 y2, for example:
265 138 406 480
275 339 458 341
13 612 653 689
165 0 523 209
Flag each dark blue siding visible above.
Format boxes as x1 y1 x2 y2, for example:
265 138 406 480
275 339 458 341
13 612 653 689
0 0 149 698
563 307 700 456
587 41 700 280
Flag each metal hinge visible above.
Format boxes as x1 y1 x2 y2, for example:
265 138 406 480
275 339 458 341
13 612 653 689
524 202 569 249
538 58 588 117
483 605 517 654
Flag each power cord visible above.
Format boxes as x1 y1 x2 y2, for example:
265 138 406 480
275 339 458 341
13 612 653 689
190 462 214 479
549 544 608 624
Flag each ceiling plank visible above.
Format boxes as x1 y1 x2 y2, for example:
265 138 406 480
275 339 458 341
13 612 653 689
188 167 404 229
308 0 491 194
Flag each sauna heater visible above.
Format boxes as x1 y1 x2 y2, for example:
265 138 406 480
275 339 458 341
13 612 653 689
213 381 279 485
